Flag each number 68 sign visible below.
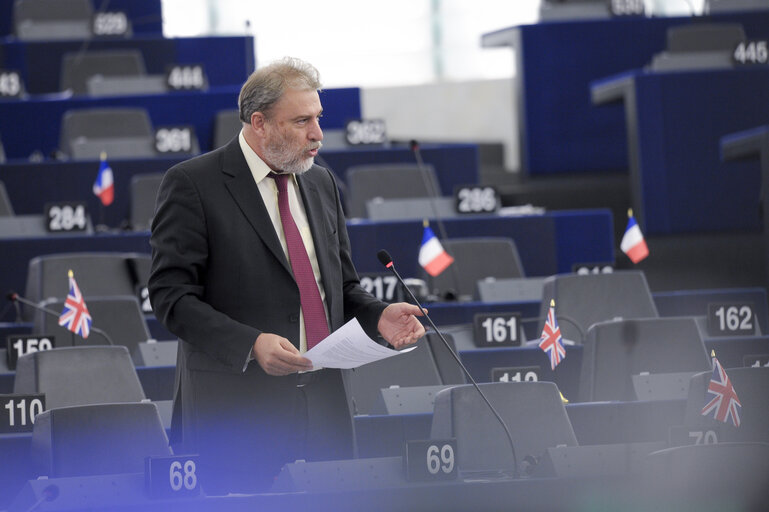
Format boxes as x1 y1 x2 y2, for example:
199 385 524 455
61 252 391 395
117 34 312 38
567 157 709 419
145 455 200 499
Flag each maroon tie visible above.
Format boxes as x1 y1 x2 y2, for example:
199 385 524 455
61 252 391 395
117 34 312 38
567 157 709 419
270 173 329 349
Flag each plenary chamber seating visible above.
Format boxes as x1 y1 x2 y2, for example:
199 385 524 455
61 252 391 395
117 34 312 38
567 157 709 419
13 0 95 41
24 252 150 315
213 109 241 149
680 366 769 444
649 22 746 71
8 402 173 512
430 381 578 474
34 295 151 354
0 180 14 216
59 49 166 97
58 107 156 160
346 332 465 416
30 402 170 478
13 345 146 408
129 173 163 231
345 163 443 219
578 317 712 403
419 237 526 302
538 270 659 344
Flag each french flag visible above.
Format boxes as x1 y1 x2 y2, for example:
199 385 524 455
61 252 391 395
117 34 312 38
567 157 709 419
419 224 454 277
621 209 649 264
93 152 114 206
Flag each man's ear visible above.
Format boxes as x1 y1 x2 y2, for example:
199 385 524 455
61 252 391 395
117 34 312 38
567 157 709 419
250 111 267 135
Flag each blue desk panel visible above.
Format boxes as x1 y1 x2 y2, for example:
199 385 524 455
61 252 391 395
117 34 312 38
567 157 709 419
654 288 768 335
0 143 477 228
483 10 769 176
1 35 254 94
355 399 686 459
0 0 163 38
0 87 361 159
459 345 583 399
593 67 769 235
347 209 615 278
0 210 612 322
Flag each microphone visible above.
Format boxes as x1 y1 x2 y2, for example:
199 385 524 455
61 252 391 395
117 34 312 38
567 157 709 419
409 140 463 301
7 291 115 346
376 250 520 478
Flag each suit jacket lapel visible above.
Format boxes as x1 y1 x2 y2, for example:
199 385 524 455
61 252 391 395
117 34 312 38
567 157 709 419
221 139 292 276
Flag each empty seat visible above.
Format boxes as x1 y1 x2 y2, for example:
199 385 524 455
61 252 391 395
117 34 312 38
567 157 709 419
682 366 769 443
0 214 94 238
420 237 525 301
14 345 146 408
214 109 241 149
578 317 711 402
59 107 155 160
345 164 442 219
650 23 746 71
644 442 769 503
130 173 163 231
538 270 658 344
24 252 150 307
476 276 546 303
705 0 769 12
345 332 462 415
0 180 14 216
430 382 578 473
666 23 746 53
366 197 457 221
60 50 146 95
14 0 93 41
0 136 6 163
34 295 151 354
31 402 170 478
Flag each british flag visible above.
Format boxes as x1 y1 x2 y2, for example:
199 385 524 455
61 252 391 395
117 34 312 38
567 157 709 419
539 299 566 370
701 356 741 427
58 271 92 339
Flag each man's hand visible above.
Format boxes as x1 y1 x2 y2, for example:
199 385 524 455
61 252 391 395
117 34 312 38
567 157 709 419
378 303 426 349
253 333 313 376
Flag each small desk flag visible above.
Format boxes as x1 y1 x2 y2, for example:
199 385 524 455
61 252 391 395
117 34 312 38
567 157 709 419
701 352 742 428
418 222 454 277
620 209 648 263
58 270 92 339
539 299 566 370
93 152 114 206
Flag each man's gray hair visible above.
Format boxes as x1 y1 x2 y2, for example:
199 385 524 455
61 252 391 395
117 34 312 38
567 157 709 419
238 57 322 123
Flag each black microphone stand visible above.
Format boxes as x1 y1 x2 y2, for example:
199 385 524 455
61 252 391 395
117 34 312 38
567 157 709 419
377 251 520 479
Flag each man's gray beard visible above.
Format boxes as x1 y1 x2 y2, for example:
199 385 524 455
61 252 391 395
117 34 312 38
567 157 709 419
263 138 320 175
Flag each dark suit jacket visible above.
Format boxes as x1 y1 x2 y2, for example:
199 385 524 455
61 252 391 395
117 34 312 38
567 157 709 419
148 137 387 489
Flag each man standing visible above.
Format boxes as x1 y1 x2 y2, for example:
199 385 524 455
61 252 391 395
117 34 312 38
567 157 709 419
149 57 425 494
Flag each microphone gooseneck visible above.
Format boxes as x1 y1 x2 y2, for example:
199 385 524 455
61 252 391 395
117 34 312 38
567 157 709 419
377 250 520 479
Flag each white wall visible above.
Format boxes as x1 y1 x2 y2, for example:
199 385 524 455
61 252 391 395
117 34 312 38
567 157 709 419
362 79 519 171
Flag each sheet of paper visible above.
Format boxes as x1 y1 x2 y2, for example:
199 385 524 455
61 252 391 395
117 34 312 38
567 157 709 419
304 318 415 370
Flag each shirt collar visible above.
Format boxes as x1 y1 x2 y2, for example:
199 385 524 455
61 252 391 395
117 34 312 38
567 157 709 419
238 129 273 184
